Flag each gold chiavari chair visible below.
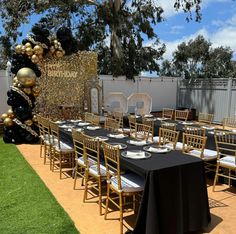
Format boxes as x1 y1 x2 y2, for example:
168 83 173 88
184 126 206 136
83 134 107 215
84 112 94 123
142 118 155 142
91 114 100 126
49 121 75 179
40 117 53 165
182 133 217 172
160 121 177 131
198 112 214 125
162 108 174 119
130 123 151 141
102 142 144 234
222 117 236 130
175 110 189 121
158 127 181 150
128 114 137 135
72 130 86 189
213 131 236 191
113 111 124 130
36 114 45 158
105 117 120 132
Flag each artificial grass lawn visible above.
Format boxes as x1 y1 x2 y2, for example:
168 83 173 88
0 137 79 234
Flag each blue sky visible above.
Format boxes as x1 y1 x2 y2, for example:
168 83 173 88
1 0 236 62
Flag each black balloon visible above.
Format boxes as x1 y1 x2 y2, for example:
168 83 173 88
14 105 32 121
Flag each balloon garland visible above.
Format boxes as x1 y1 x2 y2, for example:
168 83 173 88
1 23 78 143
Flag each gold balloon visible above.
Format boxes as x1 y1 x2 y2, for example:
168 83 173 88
23 87 32 95
15 45 22 54
32 115 38 122
13 82 17 87
17 68 36 87
24 119 33 126
32 85 40 96
33 45 44 55
25 47 33 56
17 83 22 88
7 109 14 118
54 39 58 44
25 42 32 48
21 45 26 53
31 54 40 64
55 50 64 58
4 117 14 127
1 113 8 120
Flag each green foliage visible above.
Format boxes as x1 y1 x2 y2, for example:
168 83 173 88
0 0 202 79
0 138 79 234
160 35 235 79
0 35 12 69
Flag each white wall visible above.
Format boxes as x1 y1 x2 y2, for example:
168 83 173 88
99 75 178 112
0 70 11 114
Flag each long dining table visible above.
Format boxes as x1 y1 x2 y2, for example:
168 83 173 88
59 121 211 234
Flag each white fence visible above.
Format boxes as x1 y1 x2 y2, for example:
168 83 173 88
99 75 178 112
177 78 236 122
1 69 235 123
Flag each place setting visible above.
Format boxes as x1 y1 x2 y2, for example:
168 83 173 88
143 145 171 154
121 150 151 159
126 139 152 146
77 122 91 127
85 125 101 130
107 133 127 139
94 136 109 142
108 142 127 149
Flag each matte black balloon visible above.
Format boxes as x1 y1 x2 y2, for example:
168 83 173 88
3 135 12 143
14 105 32 121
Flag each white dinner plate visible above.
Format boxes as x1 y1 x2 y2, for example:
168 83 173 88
143 145 171 153
107 133 127 139
95 136 109 142
121 150 151 159
126 140 152 146
109 142 127 149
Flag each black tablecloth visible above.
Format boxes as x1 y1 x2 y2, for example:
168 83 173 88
60 126 211 234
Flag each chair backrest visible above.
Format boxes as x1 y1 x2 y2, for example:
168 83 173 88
49 120 61 148
222 117 236 129
92 114 100 125
104 117 120 131
102 142 121 190
36 114 44 137
160 121 176 131
83 134 101 173
142 118 154 141
72 129 84 160
84 112 94 123
40 117 51 143
175 110 189 121
184 126 206 136
159 127 179 149
112 111 123 129
182 133 207 159
128 115 136 133
214 130 236 160
162 108 174 119
198 112 214 124
134 123 151 141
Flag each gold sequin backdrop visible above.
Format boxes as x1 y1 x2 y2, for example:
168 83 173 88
37 51 97 119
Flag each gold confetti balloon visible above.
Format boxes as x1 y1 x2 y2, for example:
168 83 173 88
24 119 33 126
32 85 40 96
4 117 14 127
1 113 8 120
17 68 36 87
56 50 64 58
7 109 14 118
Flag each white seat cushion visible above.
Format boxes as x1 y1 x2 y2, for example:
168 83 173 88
164 142 183 150
153 136 160 143
89 164 107 176
55 141 73 152
219 156 236 168
188 149 217 161
110 173 144 193
77 157 96 167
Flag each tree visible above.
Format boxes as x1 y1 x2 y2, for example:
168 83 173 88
161 35 235 78
0 35 11 69
0 0 202 78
